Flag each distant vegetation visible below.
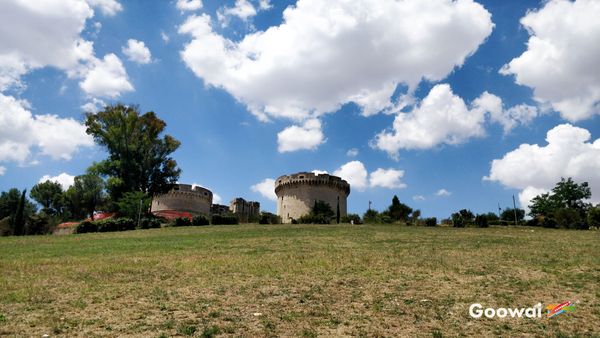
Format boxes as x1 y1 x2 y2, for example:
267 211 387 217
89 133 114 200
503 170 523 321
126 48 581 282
1 104 598 236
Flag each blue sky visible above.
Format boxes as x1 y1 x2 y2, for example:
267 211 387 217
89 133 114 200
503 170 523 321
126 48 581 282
1 0 599 219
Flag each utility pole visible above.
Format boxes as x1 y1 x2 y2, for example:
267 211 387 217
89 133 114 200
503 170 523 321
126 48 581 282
497 202 501 218
368 200 372 211
512 195 518 226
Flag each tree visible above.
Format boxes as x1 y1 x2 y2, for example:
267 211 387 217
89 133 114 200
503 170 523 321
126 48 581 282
115 191 151 221
30 180 64 215
451 209 474 228
529 193 557 217
552 177 591 210
13 190 27 236
388 195 413 222
66 173 105 220
85 104 181 201
363 209 379 223
0 188 36 235
500 208 525 223
298 200 334 224
336 198 340 224
588 205 600 228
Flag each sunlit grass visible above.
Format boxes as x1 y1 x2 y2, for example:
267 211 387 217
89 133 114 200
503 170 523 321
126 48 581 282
0 224 598 337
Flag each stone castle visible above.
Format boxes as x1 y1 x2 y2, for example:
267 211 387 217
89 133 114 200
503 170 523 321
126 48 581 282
275 172 350 223
150 172 351 223
150 184 260 221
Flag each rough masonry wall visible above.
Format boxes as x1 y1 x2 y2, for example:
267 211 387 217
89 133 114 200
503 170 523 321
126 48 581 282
277 185 347 223
151 192 212 215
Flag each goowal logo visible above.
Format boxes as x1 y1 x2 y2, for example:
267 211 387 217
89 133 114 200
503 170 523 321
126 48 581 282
469 303 543 319
470 301 576 319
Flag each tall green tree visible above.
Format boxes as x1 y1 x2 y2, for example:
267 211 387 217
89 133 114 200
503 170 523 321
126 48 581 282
0 188 36 234
387 195 413 222
13 190 27 236
500 208 525 222
85 104 181 201
30 180 64 215
551 177 591 210
66 173 105 220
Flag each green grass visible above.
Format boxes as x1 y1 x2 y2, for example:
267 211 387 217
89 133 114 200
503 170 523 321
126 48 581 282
0 224 598 336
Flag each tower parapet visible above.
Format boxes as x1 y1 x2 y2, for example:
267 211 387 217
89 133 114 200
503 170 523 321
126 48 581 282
275 172 350 223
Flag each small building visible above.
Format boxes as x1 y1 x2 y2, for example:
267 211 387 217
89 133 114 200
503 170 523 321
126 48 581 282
230 198 260 223
211 203 230 215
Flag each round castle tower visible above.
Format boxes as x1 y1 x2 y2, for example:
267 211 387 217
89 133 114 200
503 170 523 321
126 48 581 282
151 184 213 216
275 172 350 223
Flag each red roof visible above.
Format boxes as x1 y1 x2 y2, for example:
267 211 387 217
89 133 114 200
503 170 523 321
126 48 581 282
152 210 193 220
57 222 79 229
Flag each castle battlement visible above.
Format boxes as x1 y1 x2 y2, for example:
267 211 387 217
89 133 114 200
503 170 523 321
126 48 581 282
275 172 350 196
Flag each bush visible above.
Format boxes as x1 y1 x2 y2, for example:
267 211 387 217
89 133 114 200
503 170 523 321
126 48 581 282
76 220 97 233
96 218 135 232
424 217 437 227
588 206 600 228
173 217 192 227
211 215 238 225
298 213 331 224
258 212 281 224
341 213 362 224
192 215 209 226
474 214 489 228
553 208 583 229
140 218 162 229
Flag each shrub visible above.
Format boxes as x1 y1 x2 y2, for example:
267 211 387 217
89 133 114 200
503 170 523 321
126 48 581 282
95 218 135 232
211 215 238 225
192 215 209 226
341 213 362 224
553 208 582 229
424 217 437 227
76 220 97 233
259 212 281 224
140 218 161 229
173 217 192 227
588 206 600 228
474 214 489 228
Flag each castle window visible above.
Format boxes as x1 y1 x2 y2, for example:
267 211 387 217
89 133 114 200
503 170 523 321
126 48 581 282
299 175 304 179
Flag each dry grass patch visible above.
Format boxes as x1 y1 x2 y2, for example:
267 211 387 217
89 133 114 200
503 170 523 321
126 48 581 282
0 224 598 337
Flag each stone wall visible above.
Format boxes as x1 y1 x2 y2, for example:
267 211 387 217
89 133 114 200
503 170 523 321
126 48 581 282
151 184 212 216
275 172 350 223
230 198 260 222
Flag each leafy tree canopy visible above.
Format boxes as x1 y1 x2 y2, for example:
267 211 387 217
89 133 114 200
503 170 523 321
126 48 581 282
85 104 181 201
30 180 64 215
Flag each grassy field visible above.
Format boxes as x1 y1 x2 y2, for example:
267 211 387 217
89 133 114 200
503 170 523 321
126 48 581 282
0 224 598 337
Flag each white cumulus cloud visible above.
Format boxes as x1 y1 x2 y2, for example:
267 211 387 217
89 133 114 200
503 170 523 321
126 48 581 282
369 168 406 189
219 0 257 23
87 0 123 16
435 189 452 197
122 39 152 64
0 166 5 176
333 161 369 191
0 94 94 164
413 195 426 201
373 84 487 157
500 0 600 121
176 0 203 11
251 178 277 201
277 119 324 152
39 173 76 190
80 53 133 98
179 0 493 145
486 123 600 210
346 148 359 157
